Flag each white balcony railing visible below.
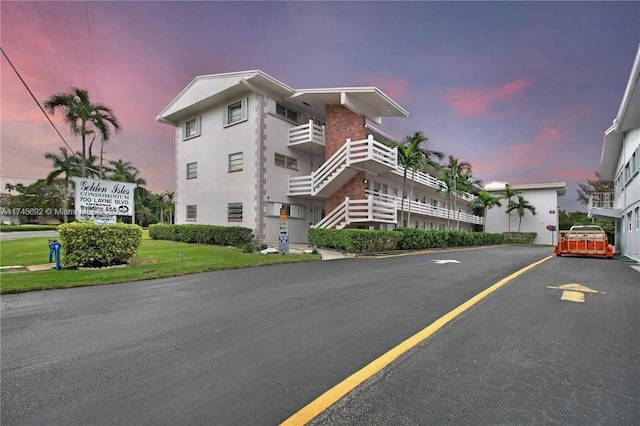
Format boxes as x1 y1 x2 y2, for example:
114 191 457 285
366 190 484 225
590 192 614 209
288 120 325 146
312 196 397 230
391 166 476 202
287 135 397 197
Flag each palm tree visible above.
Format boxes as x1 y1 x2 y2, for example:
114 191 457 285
500 185 523 237
107 159 145 185
470 190 502 232
163 190 175 224
4 183 15 194
506 195 537 234
392 131 443 227
44 146 81 222
440 156 473 230
44 87 121 178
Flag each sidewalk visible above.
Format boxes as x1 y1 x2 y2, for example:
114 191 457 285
288 244 347 261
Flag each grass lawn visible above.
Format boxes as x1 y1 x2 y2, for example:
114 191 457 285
0 236 320 294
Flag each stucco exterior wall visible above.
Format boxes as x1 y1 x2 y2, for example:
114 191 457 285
485 187 561 245
614 128 640 260
176 91 258 226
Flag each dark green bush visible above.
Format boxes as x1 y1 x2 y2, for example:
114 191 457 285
503 232 537 244
397 228 504 250
308 228 403 253
149 224 253 247
57 222 143 267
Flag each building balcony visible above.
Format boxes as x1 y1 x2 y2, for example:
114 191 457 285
589 192 622 220
288 120 325 155
368 190 484 225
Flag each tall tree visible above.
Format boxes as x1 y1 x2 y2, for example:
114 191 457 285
440 156 473 230
163 190 175 224
392 131 443 227
500 185 523 236
44 87 121 178
107 159 145 186
506 195 537 234
576 172 614 206
44 146 79 222
470 190 502 232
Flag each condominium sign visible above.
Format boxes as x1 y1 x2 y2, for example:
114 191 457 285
72 177 136 222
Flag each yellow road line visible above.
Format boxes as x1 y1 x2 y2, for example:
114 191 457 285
280 255 554 426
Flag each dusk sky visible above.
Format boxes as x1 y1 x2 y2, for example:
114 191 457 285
2 1 639 212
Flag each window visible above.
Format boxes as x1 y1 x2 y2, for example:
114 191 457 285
229 152 243 172
628 212 633 232
268 202 305 219
224 98 247 126
186 205 197 221
228 202 243 221
186 162 197 179
636 208 639 231
275 102 300 123
275 153 298 170
184 117 200 140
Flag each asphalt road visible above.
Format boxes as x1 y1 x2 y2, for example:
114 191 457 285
1 246 638 425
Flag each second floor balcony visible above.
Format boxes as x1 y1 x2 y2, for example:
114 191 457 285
288 120 325 155
589 192 622 220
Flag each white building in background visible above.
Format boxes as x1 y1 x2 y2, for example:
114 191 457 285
156 70 482 244
483 181 566 245
590 45 640 261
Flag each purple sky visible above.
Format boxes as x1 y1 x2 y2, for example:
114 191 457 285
2 1 639 212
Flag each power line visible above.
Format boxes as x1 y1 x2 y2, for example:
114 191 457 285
63 1 87 89
34 1 72 87
85 1 98 98
18 1 58 91
0 47 81 163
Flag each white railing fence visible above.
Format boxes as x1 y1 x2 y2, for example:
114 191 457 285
288 120 325 145
312 196 397 229
590 192 614 209
365 190 484 225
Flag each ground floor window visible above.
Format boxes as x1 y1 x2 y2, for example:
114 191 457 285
228 202 243 221
186 205 197 221
267 202 305 219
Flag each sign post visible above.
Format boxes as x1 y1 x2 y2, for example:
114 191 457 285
278 207 289 254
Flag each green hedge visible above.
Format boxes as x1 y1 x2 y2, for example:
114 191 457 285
149 224 253 247
397 229 504 250
308 228 403 253
308 228 504 253
57 222 143 267
503 232 537 244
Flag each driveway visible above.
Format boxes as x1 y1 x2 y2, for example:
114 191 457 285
1 246 638 425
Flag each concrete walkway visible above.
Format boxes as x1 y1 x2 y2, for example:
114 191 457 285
287 244 347 260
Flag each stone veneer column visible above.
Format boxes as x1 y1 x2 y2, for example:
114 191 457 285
253 94 267 244
324 105 367 216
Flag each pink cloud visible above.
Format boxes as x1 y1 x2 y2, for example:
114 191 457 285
537 127 572 143
440 78 534 117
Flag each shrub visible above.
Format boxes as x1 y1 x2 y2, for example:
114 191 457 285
503 232 537 244
397 228 504 250
149 224 253 247
57 222 143 267
308 228 403 253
